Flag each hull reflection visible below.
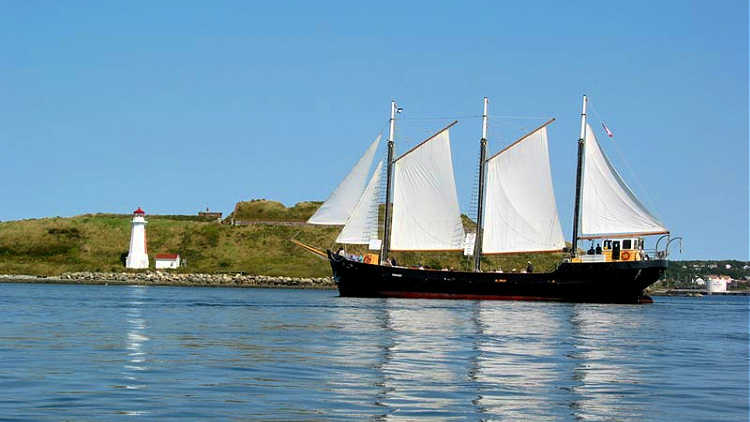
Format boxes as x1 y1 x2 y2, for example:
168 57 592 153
472 302 578 421
375 300 481 420
569 305 657 420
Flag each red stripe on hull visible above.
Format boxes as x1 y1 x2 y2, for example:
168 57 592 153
372 291 653 303
376 291 568 302
638 296 654 304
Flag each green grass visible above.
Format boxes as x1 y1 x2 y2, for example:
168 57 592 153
228 199 321 222
0 211 337 277
0 201 568 277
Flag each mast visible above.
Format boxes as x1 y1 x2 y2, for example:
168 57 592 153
571 94 587 257
473 97 489 272
381 100 398 262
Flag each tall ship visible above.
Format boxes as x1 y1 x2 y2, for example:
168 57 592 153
308 96 677 303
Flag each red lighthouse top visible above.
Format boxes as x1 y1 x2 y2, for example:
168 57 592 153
133 207 145 215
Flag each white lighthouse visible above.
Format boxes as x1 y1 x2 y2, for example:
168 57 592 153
126 207 149 269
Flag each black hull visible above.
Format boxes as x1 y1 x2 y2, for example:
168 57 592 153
328 251 667 304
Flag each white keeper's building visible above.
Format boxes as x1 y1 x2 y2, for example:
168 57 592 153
155 254 181 269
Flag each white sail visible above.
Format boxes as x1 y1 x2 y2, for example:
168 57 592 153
390 126 465 251
336 161 382 244
482 125 566 253
581 124 668 238
308 135 381 225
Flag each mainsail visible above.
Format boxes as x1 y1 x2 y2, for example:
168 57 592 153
390 123 465 251
482 123 566 253
308 135 381 225
336 161 383 244
580 124 668 238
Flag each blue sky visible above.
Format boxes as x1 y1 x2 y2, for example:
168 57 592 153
1 1 747 260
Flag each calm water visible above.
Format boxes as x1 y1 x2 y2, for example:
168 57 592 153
0 283 747 421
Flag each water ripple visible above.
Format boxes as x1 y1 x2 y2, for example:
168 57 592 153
0 284 746 421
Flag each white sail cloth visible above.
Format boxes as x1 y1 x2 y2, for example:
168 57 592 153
482 126 565 253
391 128 465 251
580 124 668 238
336 161 382 244
308 135 381 225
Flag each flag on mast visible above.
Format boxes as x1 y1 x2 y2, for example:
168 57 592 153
602 123 614 138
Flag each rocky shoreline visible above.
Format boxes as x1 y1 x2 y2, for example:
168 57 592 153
0 272 336 289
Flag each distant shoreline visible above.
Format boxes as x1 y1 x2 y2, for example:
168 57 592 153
0 272 337 290
3 274 747 297
651 288 750 297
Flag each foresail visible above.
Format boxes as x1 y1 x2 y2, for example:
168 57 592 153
581 124 668 238
308 135 381 225
336 161 382 244
390 127 465 251
482 126 566 253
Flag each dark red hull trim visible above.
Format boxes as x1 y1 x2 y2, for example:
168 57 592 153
378 291 568 301
377 291 655 303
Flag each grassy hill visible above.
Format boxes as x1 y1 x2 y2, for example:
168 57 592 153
228 199 321 222
0 199 568 277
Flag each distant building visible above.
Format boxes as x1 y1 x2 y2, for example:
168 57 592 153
155 254 181 269
707 275 730 293
693 277 706 286
199 208 223 222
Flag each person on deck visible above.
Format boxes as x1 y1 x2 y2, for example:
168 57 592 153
526 261 534 273
595 243 602 254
